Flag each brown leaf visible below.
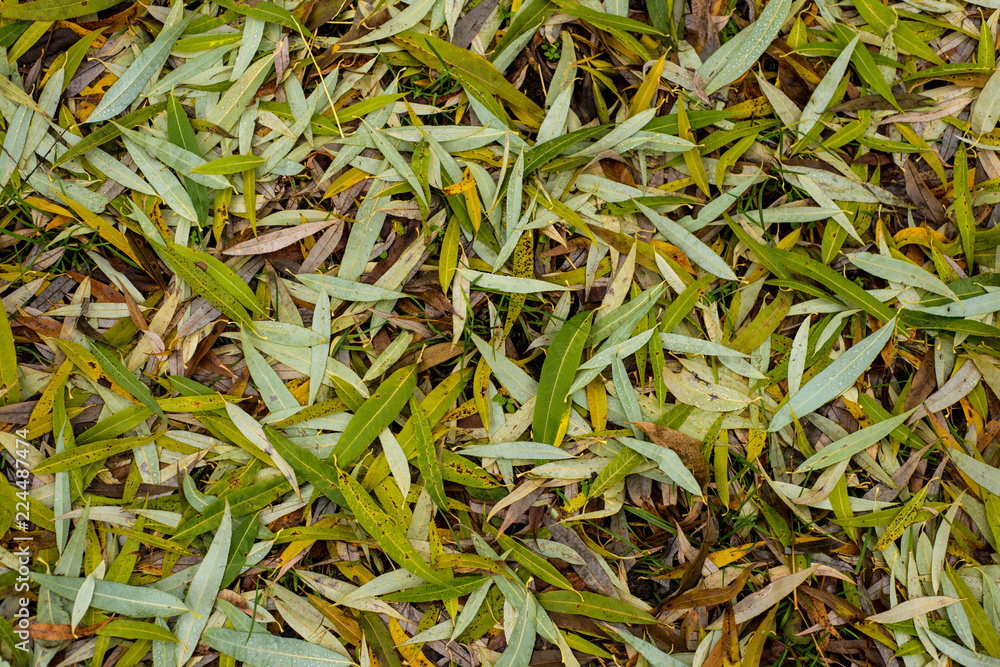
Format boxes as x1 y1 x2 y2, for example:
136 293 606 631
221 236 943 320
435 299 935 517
828 93 932 114
545 517 617 597
673 513 718 599
689 0 721 59
904 347 937 412
223 219 338 256
903 158 946 224
631 421 711 490
28 619 110 640
451 0 500 49
663 562 759 612
274 36 290 84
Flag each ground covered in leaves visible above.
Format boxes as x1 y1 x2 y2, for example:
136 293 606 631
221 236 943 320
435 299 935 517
5 0 1000 665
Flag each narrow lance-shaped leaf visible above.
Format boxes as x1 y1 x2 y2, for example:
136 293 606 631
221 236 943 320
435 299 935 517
411 397 447 511
848 252 958 301
174 503 232 665
90 343 165 419
334 466 454 588
204 628 354 666
329 365 417 467
954 143 975 273
31 573 191 617
795 409 916 473
704 0 791 94
769 318 896 432
636 201 737 280
534 311 592 446
88 11 194 123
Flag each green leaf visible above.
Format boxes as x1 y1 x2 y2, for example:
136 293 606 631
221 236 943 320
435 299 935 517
523 125 608 176
492 0 554 64
192 154 265 175
704 0 791 94
206 53 276 134
769 318 897 432
88 13 194 123
224 401 299 496
212 0 312 36
495 593 537 667
535 590 656 624
952 449 1000 496
0 0 124 20
954 143 975 272
793 36 859 150
439 217 461 293
56 102 167 166
90 343 165 419
852 0 944 65
794 409 915 472
97 619 179 643
411 398 447 511
175 503 232 664
32 573 190 617
636 201 737 280
608 626 688 667
0 304 19 405
393 32 543 125
33 435 156 474
768 248 896 322
173 477 287 542
549 0 662 34
924 629 1000 667
297 274 406 302
912 290 1000 318
334 466 453 587
534 311 592 446
848 252 958 301
265 427 346 506
618 437 702 494
329 365 417 468
457 268 572 294
203 628 353 666
173 244 265 315
832 23 898 109
158 243 254 328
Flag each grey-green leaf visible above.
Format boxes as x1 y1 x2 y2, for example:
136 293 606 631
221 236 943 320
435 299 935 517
31 573 191 617
203 628 354 666
848 252 958 301
636 201 736 280
769 318 896 432
618 437 702 495
703 0 791 94
175 503 232 665
88 14 194 123
794 409 915 473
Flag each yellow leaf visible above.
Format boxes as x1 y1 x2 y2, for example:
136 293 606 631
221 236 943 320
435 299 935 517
630 52 666 117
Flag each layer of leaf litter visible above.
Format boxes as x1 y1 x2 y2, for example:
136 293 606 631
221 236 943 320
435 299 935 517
3 0 1000 665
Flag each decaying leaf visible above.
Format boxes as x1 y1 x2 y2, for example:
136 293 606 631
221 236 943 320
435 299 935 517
6 0 1000 664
